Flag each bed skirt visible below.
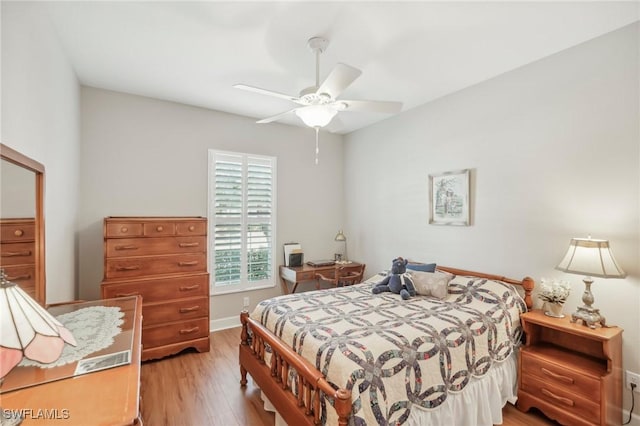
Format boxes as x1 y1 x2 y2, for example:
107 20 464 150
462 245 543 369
261 348 518 426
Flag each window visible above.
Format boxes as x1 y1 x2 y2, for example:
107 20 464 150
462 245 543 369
208 150 277 294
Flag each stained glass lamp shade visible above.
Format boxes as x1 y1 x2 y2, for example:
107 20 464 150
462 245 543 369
0 269 76 378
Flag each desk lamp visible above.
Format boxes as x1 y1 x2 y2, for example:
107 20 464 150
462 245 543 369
334 230 348 263
555 237 625 328
0 269 76 379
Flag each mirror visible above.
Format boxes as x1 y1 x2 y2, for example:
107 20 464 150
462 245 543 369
0 143 45 305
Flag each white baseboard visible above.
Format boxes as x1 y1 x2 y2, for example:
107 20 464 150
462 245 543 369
210 315 241 332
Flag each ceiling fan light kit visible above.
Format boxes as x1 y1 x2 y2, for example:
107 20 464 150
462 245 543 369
234 36 403 164
295 105 337 128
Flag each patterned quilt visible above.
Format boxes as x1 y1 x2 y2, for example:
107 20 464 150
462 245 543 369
252 275 526 425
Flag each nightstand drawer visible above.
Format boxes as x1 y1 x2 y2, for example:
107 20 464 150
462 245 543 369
521 350 600 401
522 374 600 421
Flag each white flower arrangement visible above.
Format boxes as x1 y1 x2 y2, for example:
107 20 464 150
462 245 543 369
538 278 571 304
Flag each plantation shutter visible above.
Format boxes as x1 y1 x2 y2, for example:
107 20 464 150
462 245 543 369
209 150 276 294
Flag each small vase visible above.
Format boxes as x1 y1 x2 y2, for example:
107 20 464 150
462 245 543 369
544 302 565 318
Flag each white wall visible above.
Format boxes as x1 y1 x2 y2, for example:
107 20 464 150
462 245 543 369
79 87 345 320
345 23 639 420
1 2 80 303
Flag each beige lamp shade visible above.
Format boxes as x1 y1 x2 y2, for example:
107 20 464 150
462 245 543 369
556 238 626 278
0 269 76 378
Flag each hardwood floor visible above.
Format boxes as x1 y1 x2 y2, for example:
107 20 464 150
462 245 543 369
140 327 559 426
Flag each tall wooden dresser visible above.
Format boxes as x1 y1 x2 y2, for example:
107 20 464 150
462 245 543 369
0 218 36 298
100 216 210 360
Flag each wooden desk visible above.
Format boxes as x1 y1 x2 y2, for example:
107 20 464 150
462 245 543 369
279 262 363 294
1 296 143 425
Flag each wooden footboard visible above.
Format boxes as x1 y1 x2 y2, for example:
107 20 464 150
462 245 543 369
239 266 535 425
239 311 351 426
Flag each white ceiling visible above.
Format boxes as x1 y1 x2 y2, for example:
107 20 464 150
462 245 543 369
40 1 638 134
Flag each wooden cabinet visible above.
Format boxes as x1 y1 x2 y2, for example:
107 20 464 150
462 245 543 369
101 216 210 361
0 218 36 298
517 310 623 425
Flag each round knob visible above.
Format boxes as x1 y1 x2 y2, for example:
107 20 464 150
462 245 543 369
188 225 195 231
156 226 164 232
14 229 24 237
121 227 128 233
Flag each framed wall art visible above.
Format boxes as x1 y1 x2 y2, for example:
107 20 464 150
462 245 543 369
429 169 470 226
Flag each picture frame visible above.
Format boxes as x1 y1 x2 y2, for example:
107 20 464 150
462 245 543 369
429 169 470 226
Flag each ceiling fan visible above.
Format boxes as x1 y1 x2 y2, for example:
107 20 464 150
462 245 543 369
233 36 403 130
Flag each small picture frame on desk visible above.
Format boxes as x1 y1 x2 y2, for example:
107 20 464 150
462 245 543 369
289 252 303 267
283 243 302 266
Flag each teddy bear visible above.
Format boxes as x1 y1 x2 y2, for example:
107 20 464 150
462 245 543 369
372 257 416 300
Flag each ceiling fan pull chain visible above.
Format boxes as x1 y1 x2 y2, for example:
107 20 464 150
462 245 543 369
315 127 320 165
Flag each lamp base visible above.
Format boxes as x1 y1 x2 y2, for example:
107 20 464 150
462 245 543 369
571 305 606 329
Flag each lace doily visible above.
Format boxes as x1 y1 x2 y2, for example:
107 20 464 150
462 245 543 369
20 306 124 368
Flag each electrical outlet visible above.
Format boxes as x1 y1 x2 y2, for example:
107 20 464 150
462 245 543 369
243 297 250 308
625 370 640 392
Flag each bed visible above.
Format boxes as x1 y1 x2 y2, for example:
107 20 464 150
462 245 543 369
239 266 534 426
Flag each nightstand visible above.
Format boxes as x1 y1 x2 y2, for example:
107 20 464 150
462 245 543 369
517 310 623 426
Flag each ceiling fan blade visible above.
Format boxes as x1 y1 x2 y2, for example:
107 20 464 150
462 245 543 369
256 108 300 124
233 84 300 103
316 63 362 99
340 100 403 114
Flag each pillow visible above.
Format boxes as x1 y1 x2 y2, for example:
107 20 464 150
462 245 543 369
409 270 453 299
406 262 437 272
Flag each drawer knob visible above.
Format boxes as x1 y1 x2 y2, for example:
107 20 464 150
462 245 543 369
541 388 575 407
178 261 198 267
14 229 24 237
116 291 140 297
188 225 195 231
115 245 138 251
4 250 32 257
7 273 31 281
121 227 128 233
115 265 141 271
156 226 164 232
179 306 200 313
541 367 574 384
179 326 199 335
179 284 200 291
178 242 199 248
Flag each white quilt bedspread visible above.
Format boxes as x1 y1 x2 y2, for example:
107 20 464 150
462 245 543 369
252 275 526 425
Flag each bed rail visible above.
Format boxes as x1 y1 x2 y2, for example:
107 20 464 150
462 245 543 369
240 311 351 426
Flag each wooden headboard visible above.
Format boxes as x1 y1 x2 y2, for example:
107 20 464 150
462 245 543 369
437 265 535 309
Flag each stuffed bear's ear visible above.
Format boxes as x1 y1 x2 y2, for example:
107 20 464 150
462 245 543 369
402 258 408 266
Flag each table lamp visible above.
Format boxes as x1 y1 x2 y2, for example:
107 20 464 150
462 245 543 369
0 269 76 380
334 230 348 263
555 237 625 328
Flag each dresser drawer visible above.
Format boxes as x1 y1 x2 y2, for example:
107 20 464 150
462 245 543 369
143 318 209 348
521 350 600 401
106 222 143 238
105 253 207 279
4 264 35 296
142 297 209 326
106 236 206 258
176 221 206 236
521 374 600 422
143 221 176 237
102 273 208 303
0 221 35 242
0 241 35 265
